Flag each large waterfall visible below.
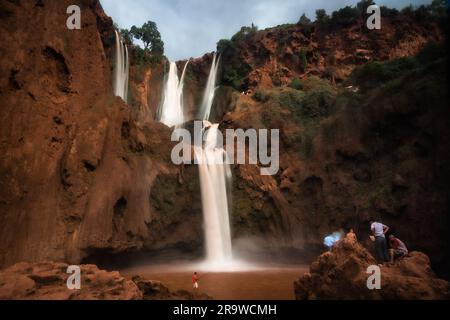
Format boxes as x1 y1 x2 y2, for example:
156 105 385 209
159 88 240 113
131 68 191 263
156 54 234 269
113 30 129 102
194 122 233 267
195 54 234 269
158 61 189 127
199 53 219 120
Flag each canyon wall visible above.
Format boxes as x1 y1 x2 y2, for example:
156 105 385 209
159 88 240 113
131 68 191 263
0 0 196 266
0 0 448 278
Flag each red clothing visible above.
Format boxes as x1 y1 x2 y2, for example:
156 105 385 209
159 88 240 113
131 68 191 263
390 237 408 253
192 275 198 283
390 238 401 249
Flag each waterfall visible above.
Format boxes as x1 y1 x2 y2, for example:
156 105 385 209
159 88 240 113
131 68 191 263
194 122 233 267
113 30 129 102
193 54 234 269
199 53 219 121
158 61 189 127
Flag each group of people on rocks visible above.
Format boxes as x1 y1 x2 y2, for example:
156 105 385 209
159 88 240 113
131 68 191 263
191 220 409 291
343 220 409 264
369 220 408 264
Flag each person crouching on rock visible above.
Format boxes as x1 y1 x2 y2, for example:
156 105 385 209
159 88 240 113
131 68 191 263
192 272 199 290
389 234 408 264
370 219 390 263
345 228 357 244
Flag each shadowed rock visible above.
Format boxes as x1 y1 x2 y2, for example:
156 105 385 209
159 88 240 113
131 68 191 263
294 239 450 300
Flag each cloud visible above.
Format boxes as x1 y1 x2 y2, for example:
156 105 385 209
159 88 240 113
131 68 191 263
100 0 432 61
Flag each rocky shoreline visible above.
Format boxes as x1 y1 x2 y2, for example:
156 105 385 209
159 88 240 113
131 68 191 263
0 262 211 300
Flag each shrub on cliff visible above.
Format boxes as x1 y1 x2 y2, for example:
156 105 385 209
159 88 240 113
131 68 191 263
254 89 270 102
289 78 303 90
330 6 360 28
230 24 258 45
222 66 250 91
275 90 305 111
350 42 446 91
217 39 233 54
300 49 308 72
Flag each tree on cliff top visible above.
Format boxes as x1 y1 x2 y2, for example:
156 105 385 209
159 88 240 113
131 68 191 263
130 21 164 55
315 9 330 24
298 13 312 25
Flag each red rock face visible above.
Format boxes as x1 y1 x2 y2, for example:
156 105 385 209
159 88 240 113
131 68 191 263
0 0 187 267
0 0 449 287
218 16 444 89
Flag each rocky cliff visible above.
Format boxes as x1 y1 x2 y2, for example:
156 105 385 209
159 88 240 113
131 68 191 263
294 238 450 299
0 0 198 267
0 0 449 281
221 46 450 275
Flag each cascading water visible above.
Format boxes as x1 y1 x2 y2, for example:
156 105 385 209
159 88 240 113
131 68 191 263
113 30 129 102
158 61 189 127
195 54 234 269
198 53 219 120
194 122 233 267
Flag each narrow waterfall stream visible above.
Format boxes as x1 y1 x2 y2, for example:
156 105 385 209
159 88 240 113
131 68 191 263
194 122 233 268
196 54 235 269
113 30 129 102
198 53 219 120
158 61 189 127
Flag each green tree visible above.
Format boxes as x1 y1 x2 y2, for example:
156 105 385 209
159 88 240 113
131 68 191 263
429 0 447 18
217 39 233 54
380 6 399 18
331 6 360 27
130 21 164 55
120 28 133 45
315 9 329 24
356 0 375 15
298 13 312 25
231 25 258 43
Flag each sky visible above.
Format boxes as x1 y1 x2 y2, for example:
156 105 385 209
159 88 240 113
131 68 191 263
100 0 433 61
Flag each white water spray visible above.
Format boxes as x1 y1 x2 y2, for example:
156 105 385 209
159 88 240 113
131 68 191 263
199 53 219 120
194 54 235 269
158 61 189 127
194 122 233 268
113 30 129 102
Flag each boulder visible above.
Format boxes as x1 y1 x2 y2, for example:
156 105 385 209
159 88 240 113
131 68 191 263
0 262 142 300
294 239 450 300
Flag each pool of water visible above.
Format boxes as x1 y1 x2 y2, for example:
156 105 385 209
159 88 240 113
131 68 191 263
121 262 308 300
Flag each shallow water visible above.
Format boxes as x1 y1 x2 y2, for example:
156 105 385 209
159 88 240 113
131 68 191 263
121 263 308 300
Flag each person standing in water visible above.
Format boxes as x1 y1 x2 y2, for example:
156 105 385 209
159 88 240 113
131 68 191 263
192 272 199 289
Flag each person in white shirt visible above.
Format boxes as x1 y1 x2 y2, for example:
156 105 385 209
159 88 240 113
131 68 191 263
370 220 390 262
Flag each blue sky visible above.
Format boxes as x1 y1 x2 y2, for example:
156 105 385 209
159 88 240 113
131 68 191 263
100 0 432 61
